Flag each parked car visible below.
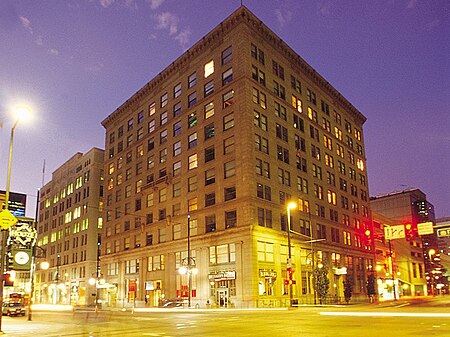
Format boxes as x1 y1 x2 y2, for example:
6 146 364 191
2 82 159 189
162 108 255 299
2 302 25 316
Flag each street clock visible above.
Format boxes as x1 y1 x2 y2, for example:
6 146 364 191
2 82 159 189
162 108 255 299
14 251 30 266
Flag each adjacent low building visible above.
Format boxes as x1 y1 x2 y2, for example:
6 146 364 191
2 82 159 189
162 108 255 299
35 148 104 305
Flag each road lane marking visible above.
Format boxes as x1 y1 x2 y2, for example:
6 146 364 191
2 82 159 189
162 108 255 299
320 312 450 318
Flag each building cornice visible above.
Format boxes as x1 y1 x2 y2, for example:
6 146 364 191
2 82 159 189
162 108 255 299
102 6 366 128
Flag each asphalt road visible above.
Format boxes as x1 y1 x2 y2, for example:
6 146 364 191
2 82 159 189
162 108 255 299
2 297 450 337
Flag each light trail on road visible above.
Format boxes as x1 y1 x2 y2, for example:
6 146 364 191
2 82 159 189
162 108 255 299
320 311 450 318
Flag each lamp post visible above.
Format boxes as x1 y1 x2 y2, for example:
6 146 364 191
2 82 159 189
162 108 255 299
428 249 436 296
178 215 198 308
0 105 31 333
286 201 297 307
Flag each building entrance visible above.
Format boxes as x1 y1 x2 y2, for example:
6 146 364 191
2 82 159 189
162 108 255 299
216 289 228 307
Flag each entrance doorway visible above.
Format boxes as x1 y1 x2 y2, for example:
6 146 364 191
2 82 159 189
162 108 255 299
216 289 228 307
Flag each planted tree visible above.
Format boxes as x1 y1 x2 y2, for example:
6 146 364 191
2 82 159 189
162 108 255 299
343 277 353 304
313 264 330 304
366 273 377 303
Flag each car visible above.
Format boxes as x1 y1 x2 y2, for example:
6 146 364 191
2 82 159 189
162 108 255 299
160 300 184 308
2 302 25 316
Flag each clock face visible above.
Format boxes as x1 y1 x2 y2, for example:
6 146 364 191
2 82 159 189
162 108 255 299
14 251 30 265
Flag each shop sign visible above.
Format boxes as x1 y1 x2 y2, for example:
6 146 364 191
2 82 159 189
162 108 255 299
333 267 348 275
259 269 277 278
208 270 236 281
9 222 37 246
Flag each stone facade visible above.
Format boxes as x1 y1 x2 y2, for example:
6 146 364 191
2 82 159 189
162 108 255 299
101 6 373 308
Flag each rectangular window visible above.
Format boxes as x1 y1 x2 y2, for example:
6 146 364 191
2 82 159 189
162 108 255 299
188 112 197 128
188 197 198 211
188 132 197 148
160 92 168 108
204 81 214 97
224 186 236 201
188 92 197 108
205 215 216 233
205 192 216 207
204 102 214 119
222 46 232 64
205 146 215 162
254 111 268 131
173 121 182 137
173 102 182 117
204 60 214 78
205 168 215 185
224 160 236 178
188 176 197 192
223 90 234 108
149 102 156 116
188 154 198 170
223 113 234 131
188 72 196 88
222 68 233 85
225 210 237 228
224 136 235 154
252 88 266 109
173 83 182 98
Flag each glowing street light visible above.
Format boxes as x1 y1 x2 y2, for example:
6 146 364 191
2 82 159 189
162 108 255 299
0 104 32 332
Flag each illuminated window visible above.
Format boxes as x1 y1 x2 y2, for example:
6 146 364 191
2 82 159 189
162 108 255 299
188 154 198 170
204 60 214 78
188 197 198 211
204 102 214 119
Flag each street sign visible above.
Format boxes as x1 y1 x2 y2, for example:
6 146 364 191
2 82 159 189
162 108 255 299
384 225 406 240
0 210 18 230
417 222 434 235
437 228 450 238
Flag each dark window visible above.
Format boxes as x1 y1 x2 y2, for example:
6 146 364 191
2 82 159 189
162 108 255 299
225 210 237 229
224 186 236 201
205 192 216 207
205 215 216 233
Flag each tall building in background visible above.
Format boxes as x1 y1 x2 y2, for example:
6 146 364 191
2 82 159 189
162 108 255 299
370 188 442 296
35 148 104 305
0 190 27 216
101 6 372 308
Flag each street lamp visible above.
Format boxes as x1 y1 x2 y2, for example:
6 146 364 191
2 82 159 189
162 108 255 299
286 201 297 307
178 215 198 308
428 249 436 296
0 105 31 332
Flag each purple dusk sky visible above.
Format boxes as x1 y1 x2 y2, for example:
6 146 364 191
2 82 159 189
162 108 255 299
0 0 448 218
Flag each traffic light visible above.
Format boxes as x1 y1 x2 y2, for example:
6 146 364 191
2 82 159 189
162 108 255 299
404 223 418 241
362 228 372 246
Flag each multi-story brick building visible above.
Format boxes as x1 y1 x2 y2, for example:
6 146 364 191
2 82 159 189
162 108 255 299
35 148 104 305
101 6 373 308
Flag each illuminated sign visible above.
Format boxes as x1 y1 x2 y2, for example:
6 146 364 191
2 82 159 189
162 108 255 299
208 271 236 281
417 222 434 235
437 228 450 238
259 269 277 278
